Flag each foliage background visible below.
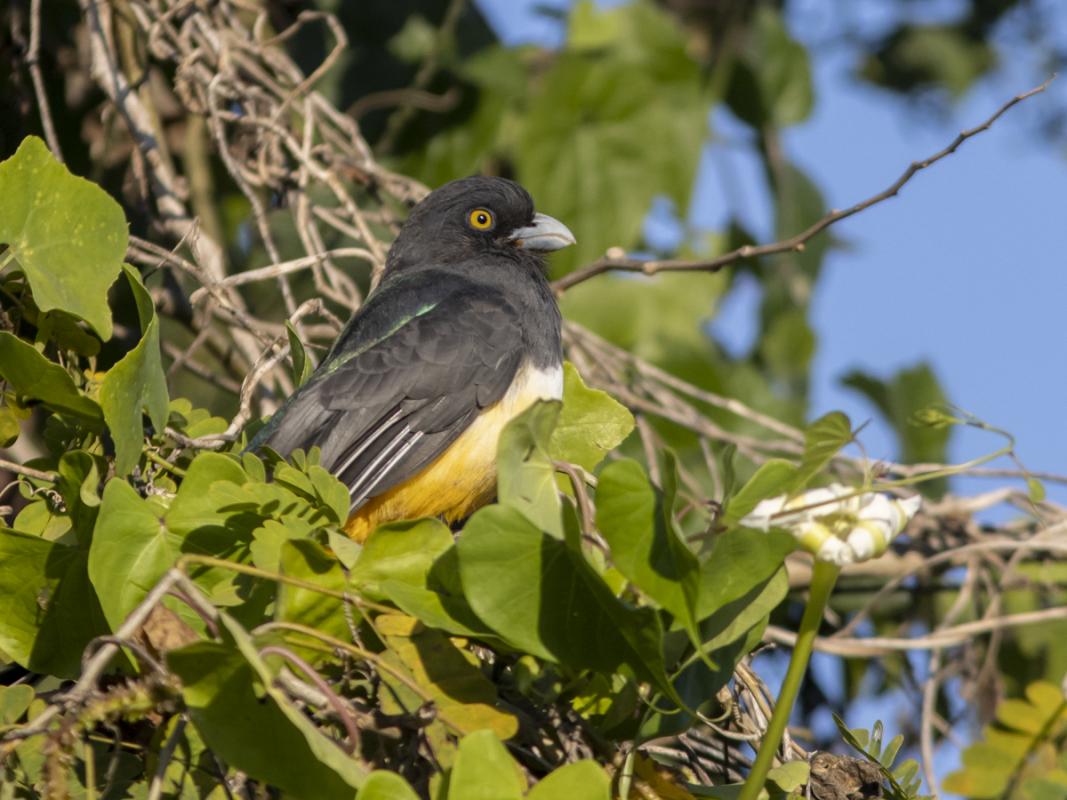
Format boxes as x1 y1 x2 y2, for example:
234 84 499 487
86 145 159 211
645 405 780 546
0 1 1065 799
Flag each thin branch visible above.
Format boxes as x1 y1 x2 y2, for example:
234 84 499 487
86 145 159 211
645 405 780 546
552 77 1055 294
766 604 1067 656
0 457 55 483
26 0 63 160
260 646 361 754
146 716 186 800
187 247 375 301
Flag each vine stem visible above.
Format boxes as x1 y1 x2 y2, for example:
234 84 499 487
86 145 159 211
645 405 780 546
739 560 840 800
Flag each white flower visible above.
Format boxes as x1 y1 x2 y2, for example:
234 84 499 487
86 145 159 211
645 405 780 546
739 483 921 566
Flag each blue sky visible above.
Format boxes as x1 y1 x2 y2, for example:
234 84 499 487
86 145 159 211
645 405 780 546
477 0 1067 510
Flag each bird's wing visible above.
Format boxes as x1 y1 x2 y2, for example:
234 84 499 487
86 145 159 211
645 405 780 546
254 283 524 512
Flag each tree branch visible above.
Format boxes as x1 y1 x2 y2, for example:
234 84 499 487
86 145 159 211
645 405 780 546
552 77 1055 294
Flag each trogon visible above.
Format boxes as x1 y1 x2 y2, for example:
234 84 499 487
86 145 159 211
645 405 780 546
249 176 575 541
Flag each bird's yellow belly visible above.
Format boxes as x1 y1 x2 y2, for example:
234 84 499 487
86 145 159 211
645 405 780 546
343 363 561 542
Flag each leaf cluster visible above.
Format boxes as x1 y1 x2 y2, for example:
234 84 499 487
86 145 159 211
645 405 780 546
0 134 883 800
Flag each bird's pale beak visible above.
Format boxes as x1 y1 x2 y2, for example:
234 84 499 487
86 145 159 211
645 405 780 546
509 213 576 252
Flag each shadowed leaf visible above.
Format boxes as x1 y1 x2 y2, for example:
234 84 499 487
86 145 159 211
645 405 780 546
99 266 169 476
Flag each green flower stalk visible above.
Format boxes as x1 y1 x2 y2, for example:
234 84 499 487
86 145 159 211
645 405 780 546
738 560 839 800
737 485 921 799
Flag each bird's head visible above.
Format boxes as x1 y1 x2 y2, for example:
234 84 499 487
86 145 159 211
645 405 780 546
385 176 575 274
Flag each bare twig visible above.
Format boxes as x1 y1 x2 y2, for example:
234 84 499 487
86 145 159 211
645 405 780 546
552 77 1055 293
766 604 1067 656
0 457 55 483
26 0 63 160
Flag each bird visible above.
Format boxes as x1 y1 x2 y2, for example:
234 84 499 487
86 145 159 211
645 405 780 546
249 176 575 542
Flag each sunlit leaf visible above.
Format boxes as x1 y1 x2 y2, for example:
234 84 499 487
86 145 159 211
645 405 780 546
0 136 126 338
768 760 809 791
351 518 453 601
696 530 793 620
725 7 813 128
721 459 797 526
496 401 563 537
0 684 34 726
87 479 176 630
549 363 633 472
448 729 524 800
0 404 21 447
377 614 518 738
527 760 611 800
519 2 707 273
359 771 420 800
794 411 853 491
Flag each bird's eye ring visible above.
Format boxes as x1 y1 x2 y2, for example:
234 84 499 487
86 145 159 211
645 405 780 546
468 208 494 231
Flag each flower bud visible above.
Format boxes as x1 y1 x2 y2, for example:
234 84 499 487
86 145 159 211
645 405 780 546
739 484 921 565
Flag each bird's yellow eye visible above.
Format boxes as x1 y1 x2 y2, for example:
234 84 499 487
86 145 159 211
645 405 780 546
468 208 494 230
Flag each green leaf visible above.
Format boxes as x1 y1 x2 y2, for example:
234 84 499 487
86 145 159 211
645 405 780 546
358 771 420 800
527 760 611 800
376 614 518 739
843 363 950 496
549 363 633 472
286 321 315 388
167 613 367 799
98 266 169 476
696 530 794 619
794 411 853 491
768 161 831 284
163 452 269 606
561 273 727 379
724 7 813 128
595 458 700 641
55 450 102 542
164 452 248 536
401 45 525 189
0 684 35 726
0 331 102 423
276 539 351 642
0 528 107 678
697 568 788 654
518 3 707 274
496 401 563 537
0 136 126 338
722 459 797 527
647 622 766 741
250 517 316 574
881 733 904 768
759 308 815 382
87 479 176 629
353 520 490 637
767 760 809 792
448 729 524 800
309 465 350 526
381 580 483 638
11 498 71 541
457 504 678 702
0 404 21 447
860 24 996 98
351 518 454 600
